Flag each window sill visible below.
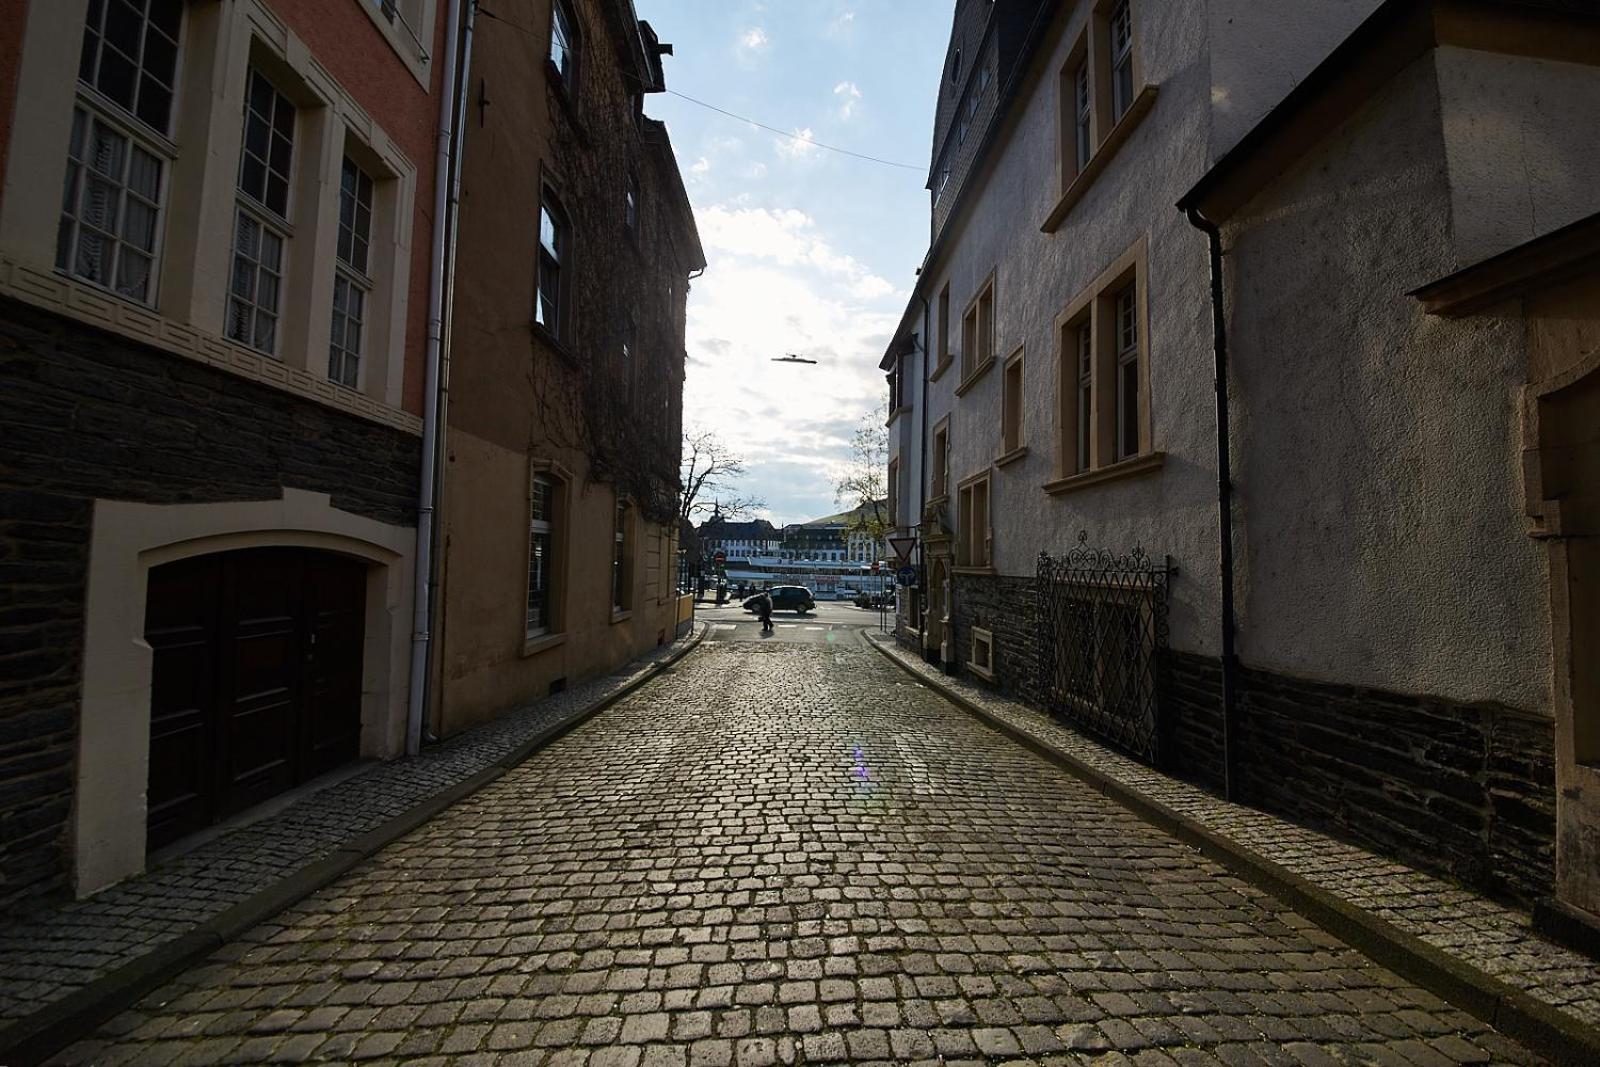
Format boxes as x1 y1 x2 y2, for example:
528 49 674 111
532 322 579 365
996 445 1029 468
952 565 996 576
926 493 950 509
968 661 995 682
953 357 996 397
929 357 953 383
521 631 568 658
1042 84 1159 234
1043 450 1165 495
886 405 912 428
610 608 634 625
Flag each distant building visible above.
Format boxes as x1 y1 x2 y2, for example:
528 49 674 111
699 518 783 562
882 0 1600 924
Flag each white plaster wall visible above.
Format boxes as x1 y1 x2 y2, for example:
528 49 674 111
922 0 1225 654
1206 0 1385 158
1223 54 1551 712
1436 47 1600 267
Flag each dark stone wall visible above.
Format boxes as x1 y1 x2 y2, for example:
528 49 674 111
948 572 1556 908
0 295 421 905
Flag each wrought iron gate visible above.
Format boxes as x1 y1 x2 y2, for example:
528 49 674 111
1036 534 1173 765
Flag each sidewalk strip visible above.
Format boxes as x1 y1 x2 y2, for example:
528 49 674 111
863 629 1600 1067
0 624 709 1067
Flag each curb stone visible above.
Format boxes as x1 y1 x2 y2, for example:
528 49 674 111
863 629 1600 1067
0 623 709 1067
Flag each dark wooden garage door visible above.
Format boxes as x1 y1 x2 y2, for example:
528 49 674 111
144 548 367 852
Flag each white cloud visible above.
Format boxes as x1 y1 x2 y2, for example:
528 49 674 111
834 81 862 121
825 11 856 38
681 203 905 523
689 156 711 175
775 127 818 160
738 26 769 54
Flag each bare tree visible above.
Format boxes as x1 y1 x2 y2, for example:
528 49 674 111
835 402 892 544
680 427 764 526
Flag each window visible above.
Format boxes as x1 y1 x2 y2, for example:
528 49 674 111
537 191 568 339
1001 348 1024 455
1114 284 1139 460
329 157 374 388
932 420 950 499
57 0 182 304
935 164 951 205
957 472 992 569
550 0 577 93
936 284 951 374
624 171 639 242
1075 321 1093 473
1109 0 1135 121
228 69 296 354
960 277 994 383
528 472 557 637
1073 60 1092 172
970 627 995 681
612 499 633 613
887 458 900 530
78 0 182 134
950 49 962 87
1051 240 1153 489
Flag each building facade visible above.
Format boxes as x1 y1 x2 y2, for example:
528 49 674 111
884 0 1600 917
0 0 446 903
429 0 703 734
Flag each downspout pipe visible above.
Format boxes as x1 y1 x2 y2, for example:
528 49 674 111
1184 206 1240 802
408 0 473 757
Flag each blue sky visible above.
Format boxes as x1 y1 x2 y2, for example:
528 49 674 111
641 1 954 526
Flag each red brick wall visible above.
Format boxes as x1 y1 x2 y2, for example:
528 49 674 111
268 0 449 417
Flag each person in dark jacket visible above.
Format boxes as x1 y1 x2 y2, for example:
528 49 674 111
753 590 774 633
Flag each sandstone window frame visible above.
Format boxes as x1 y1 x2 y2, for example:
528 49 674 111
956 271 997 394
999 344 1027 464
2 0 422 421
1044 0 1157 233
1047 236 1162 495
931 416 952 502
955 468 993 573
932 282 953 381
970 625 995 681
359 0 437 87
227 65 298 355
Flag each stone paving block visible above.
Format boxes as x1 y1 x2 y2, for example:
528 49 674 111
41 642 1544 1066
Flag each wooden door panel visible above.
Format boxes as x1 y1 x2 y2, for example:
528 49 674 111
144 556 221 851
220 550 302 815
304 555 366 777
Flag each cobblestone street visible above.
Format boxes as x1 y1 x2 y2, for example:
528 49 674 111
57 638 1539 1065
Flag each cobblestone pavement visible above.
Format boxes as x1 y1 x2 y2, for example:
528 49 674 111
0 628 701 1027
55 640 1539 1065
865 632 1600 1033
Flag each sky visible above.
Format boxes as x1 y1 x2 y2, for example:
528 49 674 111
640 1 954 527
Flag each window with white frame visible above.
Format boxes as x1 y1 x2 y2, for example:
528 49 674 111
1073 60 1092 172
527 471 557 637
1109 0 1136 121
329 157 374 388
228 68 296 354
550 0 578 93
57 0 183 304
1114 283 1140 460
537 191 568 340
1075 321 1093 473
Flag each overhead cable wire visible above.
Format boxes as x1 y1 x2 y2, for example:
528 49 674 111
476 6 924 173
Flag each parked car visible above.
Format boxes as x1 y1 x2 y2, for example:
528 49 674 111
854 591 894 609
742 586 815 614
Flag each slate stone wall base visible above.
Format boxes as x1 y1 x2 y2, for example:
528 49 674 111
0 297 421 907
948 573 1557 909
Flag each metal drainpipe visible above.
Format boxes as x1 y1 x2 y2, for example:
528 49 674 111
1185 206 1240 801
407 0 474 757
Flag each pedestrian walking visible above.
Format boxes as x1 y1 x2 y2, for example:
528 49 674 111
754 589 774 634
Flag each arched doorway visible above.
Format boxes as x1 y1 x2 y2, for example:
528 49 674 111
144 547 368 851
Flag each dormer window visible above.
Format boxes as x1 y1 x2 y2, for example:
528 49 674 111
950 49 962 88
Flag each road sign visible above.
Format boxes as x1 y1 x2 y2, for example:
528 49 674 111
896 565 917 587
888 537 917 564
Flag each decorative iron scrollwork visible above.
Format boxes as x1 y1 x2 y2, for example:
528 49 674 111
1036 533 1174 765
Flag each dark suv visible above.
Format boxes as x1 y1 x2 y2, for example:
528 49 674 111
743 586 816 614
